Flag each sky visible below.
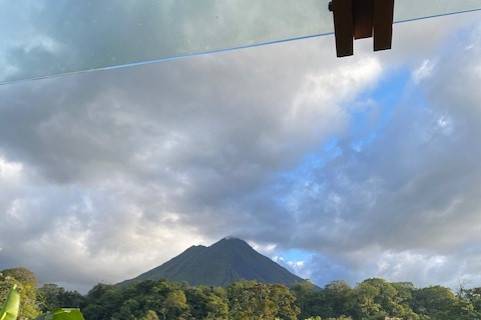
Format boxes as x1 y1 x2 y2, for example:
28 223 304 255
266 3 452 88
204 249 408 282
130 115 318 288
1 5 481 293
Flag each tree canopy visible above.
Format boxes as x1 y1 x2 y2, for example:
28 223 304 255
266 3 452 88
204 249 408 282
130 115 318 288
2 267 481 319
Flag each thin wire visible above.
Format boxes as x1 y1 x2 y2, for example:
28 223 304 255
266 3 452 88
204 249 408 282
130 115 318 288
395 7 481 24
1 7 481 87
0 32 333 87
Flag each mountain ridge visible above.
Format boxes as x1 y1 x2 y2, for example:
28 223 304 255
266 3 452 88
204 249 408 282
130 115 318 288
120 237 305 287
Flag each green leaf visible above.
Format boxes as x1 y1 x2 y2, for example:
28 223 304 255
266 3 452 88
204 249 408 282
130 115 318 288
0 285 20 320
36 308 85 320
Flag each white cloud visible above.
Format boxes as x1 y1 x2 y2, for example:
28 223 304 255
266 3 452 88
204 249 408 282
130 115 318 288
412 59 436 83
1 9 481 292
0 156 23 181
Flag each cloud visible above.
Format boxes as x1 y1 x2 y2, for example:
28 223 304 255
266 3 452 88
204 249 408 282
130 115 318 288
0 0 330 83
412 59 436 83
0 155 206 291
0 22 383 289
276 18 481 287
1 8 481 292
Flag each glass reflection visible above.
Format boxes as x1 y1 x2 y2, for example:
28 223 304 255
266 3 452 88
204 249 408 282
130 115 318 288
0 0 480 84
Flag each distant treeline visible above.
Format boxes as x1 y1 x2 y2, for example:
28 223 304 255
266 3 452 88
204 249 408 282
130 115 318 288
2 267 481 319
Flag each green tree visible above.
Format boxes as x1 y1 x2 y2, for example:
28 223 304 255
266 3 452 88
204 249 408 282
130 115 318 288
1 269 37 288
459 287 481 317
292 281 317 319
163 289 189 319
185 286 228 320
82 284 124 320
353 278 421 319
323 281 354 318
293 281 355 319
37 284 84 313
0 268 40 320
142 310 160 320
227 281 299 320
409 285 480 319
269 284 299 320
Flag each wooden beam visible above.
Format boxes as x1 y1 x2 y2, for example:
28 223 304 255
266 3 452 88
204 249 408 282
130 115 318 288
329 0 394 56
373 0 394 51
353 0 374 39
331 0 354 57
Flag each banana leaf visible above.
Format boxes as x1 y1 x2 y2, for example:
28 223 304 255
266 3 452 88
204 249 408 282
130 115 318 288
35 309 85 320
0 285 20 320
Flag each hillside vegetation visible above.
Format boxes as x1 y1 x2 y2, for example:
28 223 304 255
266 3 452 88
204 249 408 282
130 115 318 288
2 267 481 319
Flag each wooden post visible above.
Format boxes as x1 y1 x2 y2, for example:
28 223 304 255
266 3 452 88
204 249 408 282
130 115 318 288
329 0 395 56
330 0 354 57
373 0 395 51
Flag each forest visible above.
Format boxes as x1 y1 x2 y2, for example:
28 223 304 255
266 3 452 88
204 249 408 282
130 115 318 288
2 267 481 320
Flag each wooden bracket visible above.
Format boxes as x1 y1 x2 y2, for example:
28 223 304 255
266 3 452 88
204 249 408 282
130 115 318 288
329 0 394 57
